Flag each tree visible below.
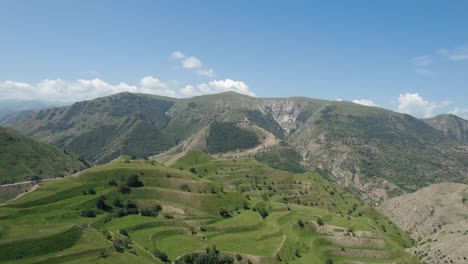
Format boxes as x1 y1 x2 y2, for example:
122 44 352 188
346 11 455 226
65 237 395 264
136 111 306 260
140 204 162 217
113 198 123 208
96 195 112 211
125 200 139 215
80 209 96 217
317 217 324 226
154 248 169 262
298 219 305 228
256 206 269 219
126 175 144 187
219 208 231 218
118 185 131 194
108 179 117 186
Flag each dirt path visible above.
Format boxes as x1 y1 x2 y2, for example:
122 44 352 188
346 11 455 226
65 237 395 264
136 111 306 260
0 178 59 187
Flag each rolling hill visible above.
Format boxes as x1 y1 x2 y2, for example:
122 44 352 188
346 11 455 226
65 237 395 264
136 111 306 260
0 151 418 264
0 126 87 184
7 92 468 202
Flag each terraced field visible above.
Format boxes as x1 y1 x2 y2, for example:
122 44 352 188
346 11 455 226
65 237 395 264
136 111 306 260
0 151 418 263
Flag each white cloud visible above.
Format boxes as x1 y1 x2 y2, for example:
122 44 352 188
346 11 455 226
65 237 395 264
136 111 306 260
139 76 178 97
397 93 451 118
410 55 433 66
439 46 468 61
198 79 255 96
197 68 214 77
170 51 185 60
181 56 202 69
352 99 379 107
170 51 214 77
0 77 255 102
179 85 200 97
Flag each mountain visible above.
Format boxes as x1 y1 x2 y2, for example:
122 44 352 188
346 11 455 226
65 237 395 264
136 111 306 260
7 92 468 202
380 183 468 264
0 126 87 184
423 114 468 143
0 151 418 264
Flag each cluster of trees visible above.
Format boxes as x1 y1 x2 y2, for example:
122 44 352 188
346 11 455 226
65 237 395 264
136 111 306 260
206 122 259 153
175 246 234 264
140 204 162 217
108 174 144 194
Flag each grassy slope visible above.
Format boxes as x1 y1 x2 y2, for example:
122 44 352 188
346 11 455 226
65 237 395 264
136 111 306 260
0 151 418 264
0 126 86 183
9 92 467 197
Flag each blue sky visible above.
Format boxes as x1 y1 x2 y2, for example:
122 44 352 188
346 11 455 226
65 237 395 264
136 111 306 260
1 0 467 118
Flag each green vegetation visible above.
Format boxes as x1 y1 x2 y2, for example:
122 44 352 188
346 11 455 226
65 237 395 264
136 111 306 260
255 142 306 173
295 101 468 192
8 92 467 198
206 122 259 153
0 126 87 184
0 151 417 263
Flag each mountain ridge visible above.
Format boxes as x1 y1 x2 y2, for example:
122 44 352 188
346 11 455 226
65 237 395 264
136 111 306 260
6 92 468 203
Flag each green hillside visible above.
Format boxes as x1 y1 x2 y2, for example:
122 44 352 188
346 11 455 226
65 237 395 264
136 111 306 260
0 126 87 184
8 92 468 201
0 151 418 264
290 102 468 194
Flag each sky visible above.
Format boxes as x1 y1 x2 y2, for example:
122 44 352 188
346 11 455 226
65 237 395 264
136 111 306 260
0 0 467 118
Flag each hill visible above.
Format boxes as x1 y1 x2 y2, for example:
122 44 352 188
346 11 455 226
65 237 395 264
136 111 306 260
380 183 468 264
0 151 418 264
7 92 468 202
0 126 87 184
423 114 468 143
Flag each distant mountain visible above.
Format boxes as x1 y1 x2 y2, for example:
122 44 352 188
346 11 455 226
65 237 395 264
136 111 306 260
7 92 468 202
0 99 66 116
423 114 468 143
0 126 87 184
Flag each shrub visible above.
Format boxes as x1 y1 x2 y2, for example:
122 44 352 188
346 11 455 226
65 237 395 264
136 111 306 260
219 208 231 218
325 258 334 264
96 195 112 211
119 229 128 237
126 175 144 187
298 220 305 228
255 206 269 219
317 217 324 226
115 209 127 218
126 200 139 215
179 183 191 192
80 209 96 217
140 204 162 217
87 188 96 195
108 179 117 186
154 248 169 262
118 185 131 194
113 198 123 208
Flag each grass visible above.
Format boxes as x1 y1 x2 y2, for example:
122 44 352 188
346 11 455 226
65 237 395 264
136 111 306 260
0 151 418 264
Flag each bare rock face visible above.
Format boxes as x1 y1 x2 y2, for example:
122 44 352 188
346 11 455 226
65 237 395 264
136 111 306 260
379 183 468 264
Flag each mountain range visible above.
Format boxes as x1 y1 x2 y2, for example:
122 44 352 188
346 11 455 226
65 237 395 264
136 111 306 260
5 92 468 203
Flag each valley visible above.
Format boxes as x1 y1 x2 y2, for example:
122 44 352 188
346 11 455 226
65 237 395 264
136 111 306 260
0 151 418 264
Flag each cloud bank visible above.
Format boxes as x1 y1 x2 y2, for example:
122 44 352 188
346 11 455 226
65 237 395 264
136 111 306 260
0 77 255 102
